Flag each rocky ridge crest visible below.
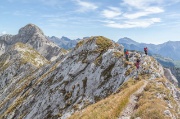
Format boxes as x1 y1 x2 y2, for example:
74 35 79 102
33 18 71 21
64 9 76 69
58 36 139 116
0 36 179 119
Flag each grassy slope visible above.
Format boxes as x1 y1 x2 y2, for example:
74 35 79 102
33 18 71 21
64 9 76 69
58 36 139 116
69 79 144 119
69 76 179 119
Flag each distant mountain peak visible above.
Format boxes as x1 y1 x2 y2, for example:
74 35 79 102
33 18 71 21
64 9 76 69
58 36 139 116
18 23 44 36
118 37 139 45
61 36 71 41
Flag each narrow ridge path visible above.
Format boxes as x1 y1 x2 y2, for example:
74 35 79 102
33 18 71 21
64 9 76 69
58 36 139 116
118 80 148 119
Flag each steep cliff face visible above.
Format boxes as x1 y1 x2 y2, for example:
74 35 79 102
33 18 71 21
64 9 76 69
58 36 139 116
0 36 179 119
0 24 67 61
170 67 180 87
164 68 179 86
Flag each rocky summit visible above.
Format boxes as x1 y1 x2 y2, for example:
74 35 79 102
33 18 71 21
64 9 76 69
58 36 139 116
0 24 67 61
0 33 180 119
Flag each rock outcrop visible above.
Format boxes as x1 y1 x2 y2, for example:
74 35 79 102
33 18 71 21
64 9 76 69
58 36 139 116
0 24 67 61
164 68 179 86
170 67 180 87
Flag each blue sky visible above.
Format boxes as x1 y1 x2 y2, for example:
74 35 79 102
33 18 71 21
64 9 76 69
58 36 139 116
0 0 180 44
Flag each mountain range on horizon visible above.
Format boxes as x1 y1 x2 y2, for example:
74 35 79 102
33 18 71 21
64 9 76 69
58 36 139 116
0 24 180 119
47 35 180 61
117 37 180 60
47 36 79 50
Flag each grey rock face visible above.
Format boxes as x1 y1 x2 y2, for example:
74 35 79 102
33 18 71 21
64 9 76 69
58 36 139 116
0 42 48 113
170 67 180 87
0 24 66 61
164 68 178 86
0 36 170 119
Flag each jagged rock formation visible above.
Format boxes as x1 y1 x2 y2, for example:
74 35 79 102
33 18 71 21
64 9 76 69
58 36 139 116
0 36 179 119
0 24 67 61
48 36 79 50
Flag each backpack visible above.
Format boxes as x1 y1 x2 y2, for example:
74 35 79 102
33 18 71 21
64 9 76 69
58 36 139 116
137 59 140 63
144 47 147 51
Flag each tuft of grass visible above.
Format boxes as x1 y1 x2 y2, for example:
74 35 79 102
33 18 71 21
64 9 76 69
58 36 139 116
125 66 136 76
94 55 102 66
124 61 134 67
76 40 84 49
69 79 144 119
95 36 113 52
131 78 179 119
113 51 123 58
61 48 68 54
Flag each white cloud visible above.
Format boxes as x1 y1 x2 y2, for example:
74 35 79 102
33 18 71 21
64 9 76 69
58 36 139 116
75 0 98 12
124 12 149 19
104 18 161 28
99 0 165 28
124 7 164 19
145 7 164 13
122 0 163 9
102 7 121 19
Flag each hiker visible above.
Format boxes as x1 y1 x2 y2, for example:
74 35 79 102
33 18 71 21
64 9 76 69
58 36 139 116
135 58 140 70
144 47 148 55
135 58 140 78
125 50 129 61
124 48 126 55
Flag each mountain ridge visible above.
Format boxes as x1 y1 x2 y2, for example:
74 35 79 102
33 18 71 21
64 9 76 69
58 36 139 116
0 36 179 119
0 23 179 118
0 24 66 61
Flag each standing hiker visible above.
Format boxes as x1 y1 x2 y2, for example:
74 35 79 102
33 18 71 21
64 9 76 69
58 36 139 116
144 47 148 55
124 48 126 55
125 50 129 61
135 58 140 70
135 58 140 79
